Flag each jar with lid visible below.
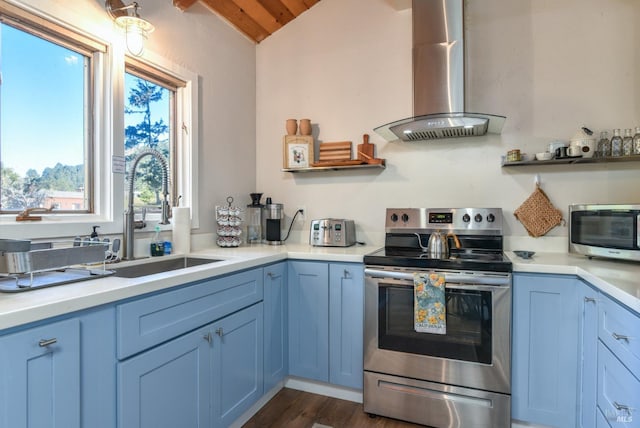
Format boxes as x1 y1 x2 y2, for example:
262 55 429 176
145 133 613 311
596 131 610 157
633 127 640 155
622 128 634 156
610 129 623 157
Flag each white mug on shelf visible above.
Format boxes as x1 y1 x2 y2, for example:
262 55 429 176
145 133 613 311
571 139 595 158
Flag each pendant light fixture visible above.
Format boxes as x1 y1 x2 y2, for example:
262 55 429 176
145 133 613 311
105 0 154 57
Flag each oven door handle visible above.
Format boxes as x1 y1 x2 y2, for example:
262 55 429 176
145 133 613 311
364 268 511 287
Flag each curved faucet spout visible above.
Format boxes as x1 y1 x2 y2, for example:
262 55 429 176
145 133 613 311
123 148 170 260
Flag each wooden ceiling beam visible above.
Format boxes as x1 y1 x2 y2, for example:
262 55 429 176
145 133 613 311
230 0 282 34
259 0 296 26
173 0 198 12
302 0 319 9
279 0 308 16
201 0 271 42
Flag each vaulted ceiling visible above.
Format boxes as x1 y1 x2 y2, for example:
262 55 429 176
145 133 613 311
173 0 321 43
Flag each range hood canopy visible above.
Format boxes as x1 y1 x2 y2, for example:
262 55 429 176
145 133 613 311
374 0 505 142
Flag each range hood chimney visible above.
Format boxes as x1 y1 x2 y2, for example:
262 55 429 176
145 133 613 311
374 0 505 142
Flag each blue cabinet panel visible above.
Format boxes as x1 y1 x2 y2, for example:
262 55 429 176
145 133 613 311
597 341 639 428
80 306 117 428
329 263 364 389
264 262 288 392
117 268 263 359
0 318 81 428
213 302 264 427
598 294 640 377
578 280 599 428
118 325 212 428
288 261 329 382
512 273 580 428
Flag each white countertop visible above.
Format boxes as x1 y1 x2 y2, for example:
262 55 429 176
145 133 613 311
507 251 640 313
0 243 638 331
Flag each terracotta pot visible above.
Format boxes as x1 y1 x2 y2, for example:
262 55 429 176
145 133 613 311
299 119 312 136
286 119 298 135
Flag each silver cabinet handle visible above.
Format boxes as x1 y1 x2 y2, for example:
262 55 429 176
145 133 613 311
612 333 631 342
215 328 223 337
203 332 212 344
613 401 633 413
584 297 596 303
267 272 274 278
38 338 57 347
343 269 350 279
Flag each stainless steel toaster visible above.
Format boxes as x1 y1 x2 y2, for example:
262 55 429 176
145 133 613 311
310 219 356 247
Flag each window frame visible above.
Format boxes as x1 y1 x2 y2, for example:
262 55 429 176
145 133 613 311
0 1 199 239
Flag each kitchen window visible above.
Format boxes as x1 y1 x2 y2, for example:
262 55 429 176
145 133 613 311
0 2 199 239
124 58 184 220
0 5 105 215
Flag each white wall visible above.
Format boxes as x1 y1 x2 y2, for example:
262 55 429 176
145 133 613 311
256 0 640 249
11 0 256 238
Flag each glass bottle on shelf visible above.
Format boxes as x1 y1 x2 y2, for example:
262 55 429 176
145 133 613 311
596 131 610 157
610 128 623 157
633 127 640 155
622 128 634 156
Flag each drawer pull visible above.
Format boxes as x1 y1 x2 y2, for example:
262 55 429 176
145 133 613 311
343 269 350 279
38 338 57 347
215 328 224 337
203 333 212 344
584 297 596 303
612 332 631 342
613 401 633 414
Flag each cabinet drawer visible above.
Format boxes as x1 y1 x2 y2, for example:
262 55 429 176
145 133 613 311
598 294 640 376
597 341 639 428
117 268 263 359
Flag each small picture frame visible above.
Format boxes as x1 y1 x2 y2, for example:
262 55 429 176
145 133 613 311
283 135 314 169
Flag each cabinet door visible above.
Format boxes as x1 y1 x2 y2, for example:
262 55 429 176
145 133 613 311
212 302 264 427
288 261 329 382
264 262 288 392
578 281 599 428
118 326 211 428
512 273 580 428
329 263 364 389
0 318 81 428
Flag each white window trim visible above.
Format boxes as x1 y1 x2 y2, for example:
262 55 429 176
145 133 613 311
0 6 199 240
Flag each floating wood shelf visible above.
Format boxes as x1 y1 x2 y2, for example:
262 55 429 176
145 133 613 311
502 154 640 167
282 163 386 173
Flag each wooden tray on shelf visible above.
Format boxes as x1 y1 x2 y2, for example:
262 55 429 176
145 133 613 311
310 159 366 167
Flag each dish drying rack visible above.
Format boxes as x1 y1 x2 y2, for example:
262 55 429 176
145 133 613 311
0 239 114 292
216 196 243 247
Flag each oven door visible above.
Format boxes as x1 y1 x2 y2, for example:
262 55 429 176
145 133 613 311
363 267 511 394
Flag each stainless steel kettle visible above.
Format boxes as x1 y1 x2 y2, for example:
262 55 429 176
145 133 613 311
426 229 461 258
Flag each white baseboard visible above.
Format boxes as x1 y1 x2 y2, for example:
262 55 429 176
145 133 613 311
284 377 363 404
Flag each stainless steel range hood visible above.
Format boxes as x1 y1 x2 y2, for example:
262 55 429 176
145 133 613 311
374 0 505 142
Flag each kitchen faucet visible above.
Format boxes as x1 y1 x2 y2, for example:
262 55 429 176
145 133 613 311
123 148 170 260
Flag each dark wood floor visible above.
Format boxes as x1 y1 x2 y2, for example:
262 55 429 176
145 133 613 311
243 388 424 428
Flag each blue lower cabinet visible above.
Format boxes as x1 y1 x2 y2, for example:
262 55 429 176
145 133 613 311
264 262 288 392
118 302 264 428
596 341 639 428
0 318 81 428
212 302 264 427
329 263 364 389
512 273 581 428
288 260 365 389
118 325 212 428
288 261 330 382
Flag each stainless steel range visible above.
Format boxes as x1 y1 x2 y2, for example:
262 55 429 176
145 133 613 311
363 208 512 428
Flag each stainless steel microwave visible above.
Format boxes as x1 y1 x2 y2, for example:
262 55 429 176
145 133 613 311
569 204 640 262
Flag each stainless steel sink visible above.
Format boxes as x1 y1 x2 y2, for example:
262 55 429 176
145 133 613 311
112 256 222 278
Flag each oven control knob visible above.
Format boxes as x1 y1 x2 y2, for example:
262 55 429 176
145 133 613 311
474 214 483 222
401 213 409 222
390 213 398 222
462 214 471 223
487 213 496 223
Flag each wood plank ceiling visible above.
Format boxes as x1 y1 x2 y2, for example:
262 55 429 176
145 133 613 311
173 0 321 43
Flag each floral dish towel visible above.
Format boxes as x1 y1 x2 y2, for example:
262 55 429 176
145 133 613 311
414 272 446 334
